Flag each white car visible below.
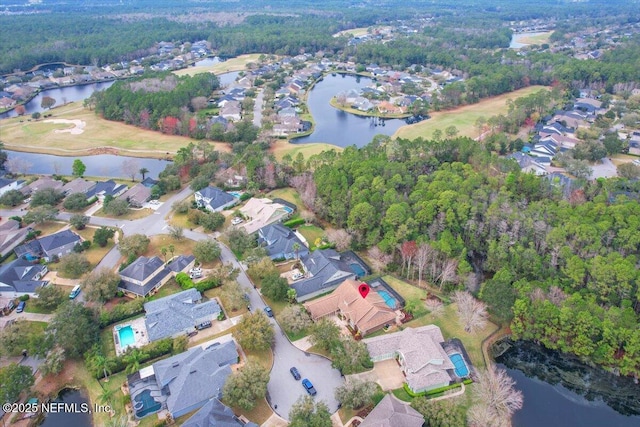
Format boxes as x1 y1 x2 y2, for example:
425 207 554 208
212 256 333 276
231 217 243 225
292 272 304 281
149 200 160 205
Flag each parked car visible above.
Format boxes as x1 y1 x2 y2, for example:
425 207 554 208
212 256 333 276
186 329 198 337
264 306 273 317
291 271 304 281
16 301 26 313
302 378 317 396
290 367 301 380
231 217 243 225
196 320 212 330
243 293 250 302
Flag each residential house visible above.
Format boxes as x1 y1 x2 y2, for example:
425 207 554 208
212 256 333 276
257 223 308 260
14 229 82 262
359 394 424 427
182 398 258 427
530 141 558 158
507 152 548 176
195 186 239 212
21 176 63 196
363 325 457 393
304 278 397 336
238 198 292 235
128 341 237 419
62 178 96 197
220 101 242 122
118 255 196 298
0 220 30 258
0 177 23 197
0 258 49 298
0 97 16 109
119 183 152 208
377 101 404 115
352 97 374 112
277 107 298 118
292 249 363 302
85 179 128 200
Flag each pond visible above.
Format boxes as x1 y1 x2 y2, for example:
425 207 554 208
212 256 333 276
494 340 640 427
39 388 92 427
6 150 171 179
293 74 407 148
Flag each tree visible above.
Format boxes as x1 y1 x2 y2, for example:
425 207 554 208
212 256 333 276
168 225 184 240
309 318 341 351
452 291 488 333
0 321 51 357
121 158 140 181
58 253 91 278
334 378 377 410
65 193 90 211
480 268 516 321
41 347 66 376
92 351 115 382
0 189 25 207
14 105 25 116
68 214 90 231
35 284 66 310
31 112 41 120
331 337 373 374
48 301 100 358
260 271 289 301
123 348 150 374
41 96 56 110
72 159 86 177
200 211 226 231
223 362 269 410
0 364 34 403
82 269 120 303
118 234 150 258
193 239 221 264
280 305 312 335
23 205 58 224
289 396 332 427
139 167 149 180
94 226 115 247
469 367 523 427
222 281 246 311
617 163 640 180
234 311 274 351
226 228 256 257
412 396 467 427
103 198 129 216
31 188 64 207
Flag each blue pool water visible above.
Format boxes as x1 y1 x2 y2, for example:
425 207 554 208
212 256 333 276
118 325 135 348
450 353 469 377
227 191 242 198
134 389 161 418
377 290 397 309
283 206 294 214
350 263 366 277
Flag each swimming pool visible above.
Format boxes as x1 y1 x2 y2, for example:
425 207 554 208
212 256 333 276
118 325 135 348
377 290 397 309
449 353 469 377
227 191 242 198
283 206 294 214
350 263 366 277
134 389 161 418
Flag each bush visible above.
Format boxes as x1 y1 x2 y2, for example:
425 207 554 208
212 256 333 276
175 272 194 289
98 299 145 327
19 294 30 301
401 381 467 398
195 278 222 293
239 192 253 201
87 337 175 379
283 218 305 228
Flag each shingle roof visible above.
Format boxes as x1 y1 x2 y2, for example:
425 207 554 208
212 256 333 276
0 258 48 294
152 342 237 418
182 398 258 427
38 229 81 253
363 325 455 392
292 249 356 299
118 255 194 297
62 178 95 195
144 289 221 341
86 180 128 198
120 256 164 282
197 186 238 210
360 394 424 427
304 278 396 334
119 183 152 206
257 223 306 258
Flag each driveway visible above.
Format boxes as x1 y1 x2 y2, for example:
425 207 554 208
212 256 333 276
591 157 618 179
253 88 263 128
347 359 404 391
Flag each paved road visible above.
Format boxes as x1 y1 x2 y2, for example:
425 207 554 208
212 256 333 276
253 88 264 128
591 157 618 179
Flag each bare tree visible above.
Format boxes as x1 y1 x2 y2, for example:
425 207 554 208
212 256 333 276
325 229 352 252
399 240 417 278
469 366 524 427
367 246 392 273
452 290 488 333
190 96 209 111
121 158 140 181
413 242 433 288
6 157 32 175
289 173 317 210
436 258 458 289
425 297 444 317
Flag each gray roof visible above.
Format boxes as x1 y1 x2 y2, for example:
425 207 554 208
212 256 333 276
257 223 307 258
118 255 194 297
35 229 82 257
197 186 238 210
152 342 237 418
119 183 152 206
167 254 196 272
85 180 128 199
292 249 355 298
144 288 221 341
120 256 164 282
182 398 258 427
360 394 424 427
0 258 48 294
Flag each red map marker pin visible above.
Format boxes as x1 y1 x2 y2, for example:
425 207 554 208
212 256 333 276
358 283 370 299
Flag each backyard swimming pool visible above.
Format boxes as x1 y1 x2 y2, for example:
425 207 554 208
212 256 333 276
350 263 366 277
450 353 470 377
118 325 135 348
134 389 161 418
377 290 397 309
227 191 242 198
283 206 294 214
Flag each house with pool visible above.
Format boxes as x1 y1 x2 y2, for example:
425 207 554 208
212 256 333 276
304 278 398 336
127 340 238 420
118 255 195 298
363 325 472 394
237 197 294 235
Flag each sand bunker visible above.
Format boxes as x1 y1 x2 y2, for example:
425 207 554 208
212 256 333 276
44 119 86 135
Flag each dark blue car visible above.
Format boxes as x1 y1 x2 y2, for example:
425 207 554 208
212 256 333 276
302 378 317 396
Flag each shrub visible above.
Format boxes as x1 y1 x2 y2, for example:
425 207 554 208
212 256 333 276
19 294 30 301
195 278 222 293
175 272 194 289
239 192 253 201
98 298 145 327
283 218 305 228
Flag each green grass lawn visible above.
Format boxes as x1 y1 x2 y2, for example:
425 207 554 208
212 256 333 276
267 187 303 207
381 275 430 319
76 226 116 267
147 279 183 301
297 224 325 249
24 301 54 314
392 387 413 402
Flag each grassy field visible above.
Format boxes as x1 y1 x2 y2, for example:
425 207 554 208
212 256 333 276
517 31 554 45
393 86 550 140
0 102 230 158
174 54 262 77
270 138 342 161
92 206 154 221
34 221 67 236
298 224 325 249
76 226 116 266
332 27 372 37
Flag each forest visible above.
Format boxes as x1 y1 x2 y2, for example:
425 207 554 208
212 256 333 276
309 136 640 377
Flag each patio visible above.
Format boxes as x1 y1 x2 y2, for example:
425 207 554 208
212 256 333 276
113 317 149 356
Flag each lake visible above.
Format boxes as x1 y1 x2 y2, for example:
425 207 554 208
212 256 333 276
6 151 171 179
494 340 640 427
293 74 407 148
39 388 92 427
